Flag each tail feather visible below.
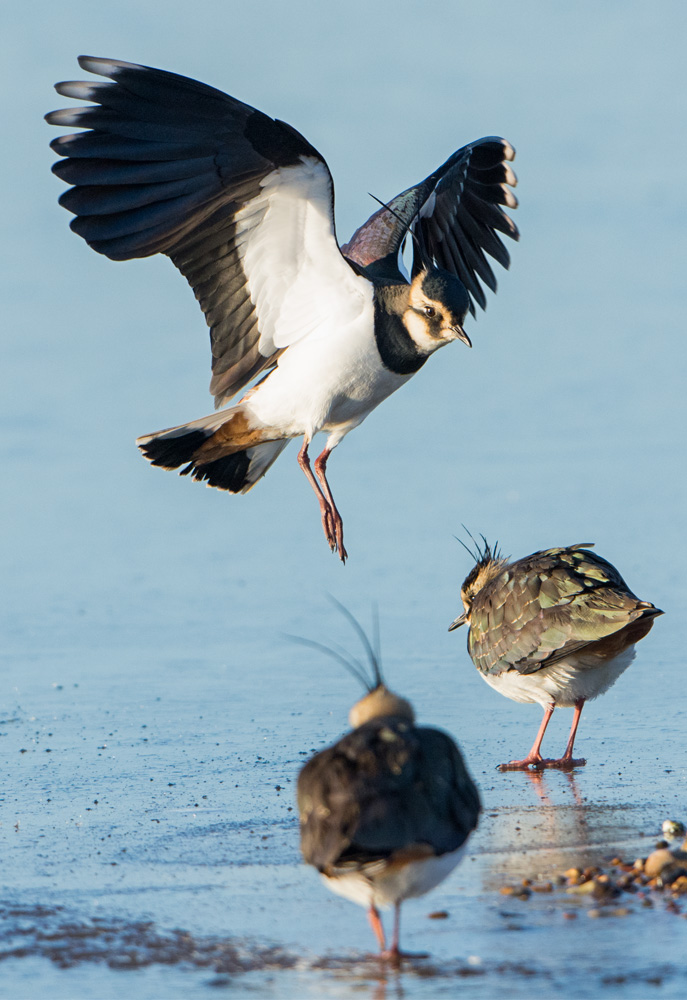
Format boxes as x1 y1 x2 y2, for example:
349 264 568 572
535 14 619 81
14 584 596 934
139 428 209 469
137 409 289 493
181 451 251 492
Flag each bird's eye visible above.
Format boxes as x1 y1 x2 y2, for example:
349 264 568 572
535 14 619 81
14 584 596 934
423 305 436 318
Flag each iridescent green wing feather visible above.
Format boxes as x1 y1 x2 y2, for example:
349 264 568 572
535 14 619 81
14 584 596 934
468 544 648 677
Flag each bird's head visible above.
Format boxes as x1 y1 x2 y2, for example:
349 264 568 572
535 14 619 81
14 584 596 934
404 267 472 352
288 599 417 730
349 683 415 729
448 536 508 631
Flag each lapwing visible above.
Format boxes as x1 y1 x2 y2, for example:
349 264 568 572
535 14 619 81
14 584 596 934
46 56 518 562
295 605 480 961
449 540 662 770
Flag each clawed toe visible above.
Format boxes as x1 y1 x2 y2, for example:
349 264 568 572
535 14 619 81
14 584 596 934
380 949 429 966
499 756 587 772
544 757 586 770
498 757 546 771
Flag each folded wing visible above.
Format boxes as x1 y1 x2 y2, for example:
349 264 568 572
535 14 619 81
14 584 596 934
468 544 653 676
298 720 479 870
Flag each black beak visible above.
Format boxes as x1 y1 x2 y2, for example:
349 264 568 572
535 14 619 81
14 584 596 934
452 325 472 348
448 612 467 631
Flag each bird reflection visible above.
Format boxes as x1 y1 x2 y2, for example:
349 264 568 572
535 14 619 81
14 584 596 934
520 768 584 806
480 770 617 887
370 969 405 1000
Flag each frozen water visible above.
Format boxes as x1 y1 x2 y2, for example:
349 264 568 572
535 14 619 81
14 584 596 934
1 1 686 996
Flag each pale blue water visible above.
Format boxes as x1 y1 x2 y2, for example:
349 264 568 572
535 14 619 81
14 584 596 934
2 1 686 996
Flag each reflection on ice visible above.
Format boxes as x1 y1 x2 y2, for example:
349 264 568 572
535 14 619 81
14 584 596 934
478 770 647 887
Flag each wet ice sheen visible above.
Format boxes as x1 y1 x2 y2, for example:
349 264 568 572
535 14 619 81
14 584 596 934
3 0 687 997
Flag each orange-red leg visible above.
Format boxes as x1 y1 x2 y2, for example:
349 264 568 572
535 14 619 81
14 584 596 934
499 703 555 770
297 438 337 553
368 904 386 953
501 700 587 772
377 902 429 963
314 446 347 563
556 698 587 768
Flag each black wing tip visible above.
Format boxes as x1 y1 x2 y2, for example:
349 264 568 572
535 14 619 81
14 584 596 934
469 136 517 161
76 55 144 77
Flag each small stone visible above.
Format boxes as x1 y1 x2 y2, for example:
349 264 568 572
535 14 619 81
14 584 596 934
588 908 601 919
428 910 449 919
662 820 686 840
562 911 577 920
612 907 631 917
592 880 620 902
644 849 674 879
566 879 597 895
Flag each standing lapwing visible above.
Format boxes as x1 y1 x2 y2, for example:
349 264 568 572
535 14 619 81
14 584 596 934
449 540 662 770
296 605 480 960
46 56 518 561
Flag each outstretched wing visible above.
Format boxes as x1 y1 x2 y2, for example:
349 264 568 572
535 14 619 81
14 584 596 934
468 544 655 677
47 57 370 407
342 139 518 315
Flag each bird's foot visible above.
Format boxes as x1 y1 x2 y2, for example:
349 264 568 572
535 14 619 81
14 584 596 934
498 755 586 772
320 506 347 563
378 946 429 966
320 504 337 551
498 754 548 771
542 756 586 770
333 514 347 564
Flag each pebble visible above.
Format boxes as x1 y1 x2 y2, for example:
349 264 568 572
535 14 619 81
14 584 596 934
531 882 554 893
644 849 674 879
499 885 531 899
495 821 686 920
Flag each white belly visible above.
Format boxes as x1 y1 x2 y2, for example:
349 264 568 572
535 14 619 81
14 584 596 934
322 843 468 911
246 307 409 443
482 646 637 709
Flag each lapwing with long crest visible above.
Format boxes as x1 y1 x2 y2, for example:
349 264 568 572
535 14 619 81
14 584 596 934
295 603 480 960
449 539 663 770
46 56 518 561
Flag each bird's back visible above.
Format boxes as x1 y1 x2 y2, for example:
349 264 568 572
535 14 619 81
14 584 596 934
297 716 480 873
467 544 661 677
